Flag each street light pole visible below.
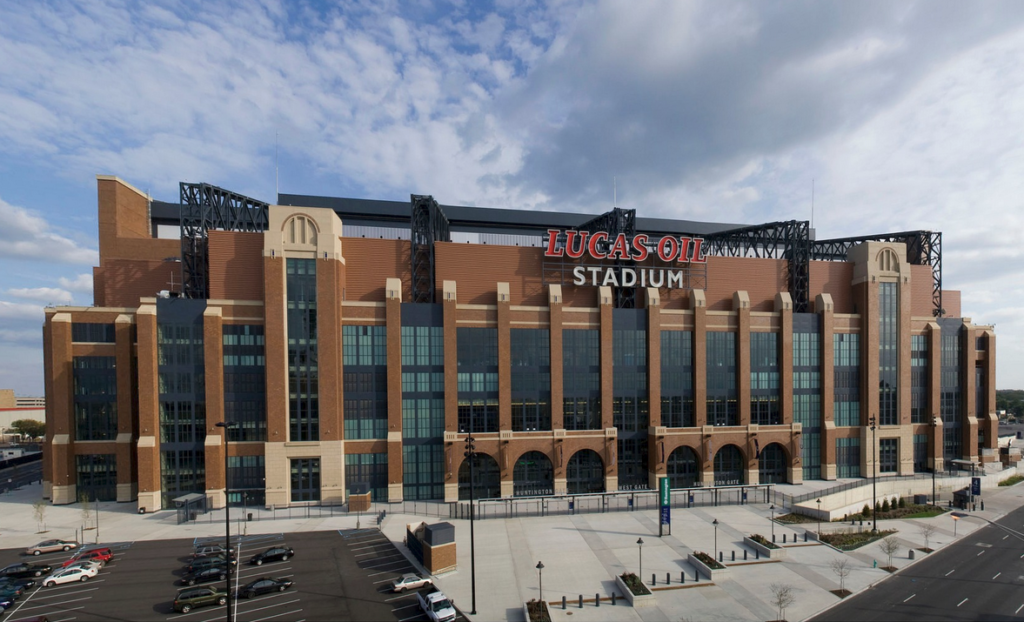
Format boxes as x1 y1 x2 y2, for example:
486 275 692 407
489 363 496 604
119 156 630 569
769 504 776 541
712 519 719 559
869 416 878 533
816 498 822 536
216 421 238 622
636 538 644 582
536 561 544 602
931 417 939 506
464 435 477 616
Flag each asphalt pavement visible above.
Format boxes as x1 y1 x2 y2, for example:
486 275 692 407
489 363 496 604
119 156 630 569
811 504 1024 621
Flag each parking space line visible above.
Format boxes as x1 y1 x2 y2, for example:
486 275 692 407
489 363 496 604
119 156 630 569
42 579 106 590
349 543 389 551
364 559 413 570
234 591 296 611
16 596 93 611
392 603 420 612
31 587 99 600
248 608 303 622
374 577 400 584
235 597 301 617
369 567 414 577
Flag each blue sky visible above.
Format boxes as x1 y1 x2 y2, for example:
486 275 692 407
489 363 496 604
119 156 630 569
2 0 1023 394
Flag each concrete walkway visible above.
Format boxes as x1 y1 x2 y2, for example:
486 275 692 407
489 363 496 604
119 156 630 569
1 473 1022 621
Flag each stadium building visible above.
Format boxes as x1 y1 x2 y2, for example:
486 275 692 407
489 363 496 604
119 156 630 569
41 176 998 510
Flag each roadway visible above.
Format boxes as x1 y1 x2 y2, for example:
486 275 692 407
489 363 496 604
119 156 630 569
0 458 42 493
811 504 1024 621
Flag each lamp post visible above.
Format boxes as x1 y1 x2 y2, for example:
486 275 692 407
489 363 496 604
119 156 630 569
636 538 644 582
816 499 822 536
931 417 939 506
536 561 544 602
712 519 719 559
216 421 239 622
869 416 878 533
769 504 776 541
464 435 477 616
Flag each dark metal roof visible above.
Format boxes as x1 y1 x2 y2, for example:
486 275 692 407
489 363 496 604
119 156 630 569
276 193 744 237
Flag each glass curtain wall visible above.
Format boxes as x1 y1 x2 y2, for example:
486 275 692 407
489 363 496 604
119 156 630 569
793 314 821 480
613 309 648 490
660 331 694 427
401 304 445 501
287 258 319 441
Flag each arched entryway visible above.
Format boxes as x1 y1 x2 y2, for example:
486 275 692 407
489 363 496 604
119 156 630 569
758 443 787 484
713 445 744 485
513 451 554 497
458 453 501 500
666 446 699 489
566 449 604 494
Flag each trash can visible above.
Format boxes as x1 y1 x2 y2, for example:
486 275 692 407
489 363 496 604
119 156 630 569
247 512 253 521
909 550 915 560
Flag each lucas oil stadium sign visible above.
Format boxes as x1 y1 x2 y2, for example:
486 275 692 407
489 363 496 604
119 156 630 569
544 229 706 289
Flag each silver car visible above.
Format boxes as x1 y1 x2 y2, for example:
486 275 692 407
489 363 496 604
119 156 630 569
25 539 79 556
392 573 433 592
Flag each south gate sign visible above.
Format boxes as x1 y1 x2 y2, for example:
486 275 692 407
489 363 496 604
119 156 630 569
544 229 707 289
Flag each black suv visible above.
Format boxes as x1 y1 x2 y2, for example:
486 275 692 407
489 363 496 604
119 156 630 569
0 563 51 579
173 587 227 613
249 547 294 566
186 555 236 574
239 577 294 599
180 565 228 586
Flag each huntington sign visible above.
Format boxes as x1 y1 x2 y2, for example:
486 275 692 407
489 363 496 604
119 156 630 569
544 229 707 289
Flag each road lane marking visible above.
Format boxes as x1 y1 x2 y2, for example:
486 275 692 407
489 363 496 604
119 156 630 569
31 587 99 600
994 573 1001 580
978 551 985 556
1015 603 1024 615
1004 535 1009 540
250 609 303 622
945 569 956 576
903 594 915 603
958 598 969 607
233 598 301 618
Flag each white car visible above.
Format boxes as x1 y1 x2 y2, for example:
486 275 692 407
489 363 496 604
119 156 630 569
63 560 104 573
42 565 98 587
392 573 433 593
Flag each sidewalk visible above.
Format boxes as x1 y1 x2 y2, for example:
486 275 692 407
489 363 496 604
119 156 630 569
1 476 1021 621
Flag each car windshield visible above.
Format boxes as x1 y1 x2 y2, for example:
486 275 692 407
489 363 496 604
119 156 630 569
432 599 452 612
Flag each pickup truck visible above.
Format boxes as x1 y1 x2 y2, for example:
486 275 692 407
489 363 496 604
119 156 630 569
416 589 457 622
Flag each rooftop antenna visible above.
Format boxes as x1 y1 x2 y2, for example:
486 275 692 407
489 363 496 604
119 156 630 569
613 176 617 207
275 131 279 200
811 178 815 231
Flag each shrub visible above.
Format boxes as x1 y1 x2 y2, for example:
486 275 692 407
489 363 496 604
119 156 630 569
882 499 890 512
897 496 906 509
863 504 871 517
749 534 780 549
875 501 881 513
620 572 652 596
693 551 725 569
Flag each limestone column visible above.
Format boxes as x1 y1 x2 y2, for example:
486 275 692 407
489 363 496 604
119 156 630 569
385 278 404 502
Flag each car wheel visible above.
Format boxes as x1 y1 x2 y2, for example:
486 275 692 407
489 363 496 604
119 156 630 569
399 586 406 593
81 576 89 582
255 559 263 566
45 581 55 588
62 546 70 551
33 550 41 556
187 579 195 586
34 571 42 577
279 585 286 592
281 555 289 561
245 591 255 600
219 574 226 581
217 597 227 606
181 604 192 613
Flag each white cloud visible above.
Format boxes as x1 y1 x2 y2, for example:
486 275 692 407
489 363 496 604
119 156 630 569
57 273 93 293
0 197 98 264
6 287 73 305
0 301 45 321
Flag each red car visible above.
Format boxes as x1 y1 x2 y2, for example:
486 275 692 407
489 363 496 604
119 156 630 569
60 547 113 568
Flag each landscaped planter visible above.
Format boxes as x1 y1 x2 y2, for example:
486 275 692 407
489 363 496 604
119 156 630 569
615 574 657 608
523 599 551 622
688 552 729 580
743 535 788 560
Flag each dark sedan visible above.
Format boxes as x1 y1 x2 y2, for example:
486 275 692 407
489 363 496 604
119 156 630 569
180 565 228 586
186 555 236 574
0 577 36 592
238 577 294 599
0 563 52 579
0 595 14 611
249 547 294 566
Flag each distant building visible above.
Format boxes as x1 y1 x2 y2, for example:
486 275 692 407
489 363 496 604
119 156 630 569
42 176 998 511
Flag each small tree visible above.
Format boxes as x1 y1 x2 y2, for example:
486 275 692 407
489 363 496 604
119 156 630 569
11 419 45 440
862 503 871 518
79 492 92 529
769 583 795 621
32 498 47 533
830 558 851 595
875 500 881 513
880 535 901 568
919 523 937 551
897 496 906 509
881 499 890 512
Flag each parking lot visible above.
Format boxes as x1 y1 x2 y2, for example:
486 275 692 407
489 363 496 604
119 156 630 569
0 529 463 621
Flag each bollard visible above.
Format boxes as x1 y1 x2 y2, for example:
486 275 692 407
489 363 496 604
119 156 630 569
579 595 584 609
596 593 600 607
744 550 748 560
772 533 777 543
804 532 808 543
755 549 760 560
652 573 656 586
611 593 616 606
681 571 685 584
695 569 699 582
666 572 670 585
873 559 877 568
731 551 735 562
563 596 567 610
982 500 985 511
783 534 787 543
909 550 915 560
719 551 723 562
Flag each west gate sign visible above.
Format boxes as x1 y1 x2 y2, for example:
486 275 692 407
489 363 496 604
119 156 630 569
544 229 707 289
